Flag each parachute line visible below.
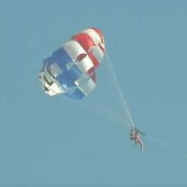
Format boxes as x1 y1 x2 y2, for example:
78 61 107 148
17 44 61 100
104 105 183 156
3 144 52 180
104 51 136 129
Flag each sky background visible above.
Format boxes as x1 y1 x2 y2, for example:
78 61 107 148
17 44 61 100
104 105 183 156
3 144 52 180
0 0 187 186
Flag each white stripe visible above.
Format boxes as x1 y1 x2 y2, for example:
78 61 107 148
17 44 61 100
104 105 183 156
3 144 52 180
78 55 94 72
100 43 105 51
75 73 96 96
63 40 86 61
82 29 101 45
90 46 104 63
63 40 94 73
47 83 63 96
39 71 65 96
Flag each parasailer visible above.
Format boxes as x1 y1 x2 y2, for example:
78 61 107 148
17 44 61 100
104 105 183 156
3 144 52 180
39 27 105 99
130 127 145 152
39 27 145 152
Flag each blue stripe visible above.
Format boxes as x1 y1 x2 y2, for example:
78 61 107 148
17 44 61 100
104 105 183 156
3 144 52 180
42 47 85 100
57 64 82 87
43 47 72 70
65 88 85 100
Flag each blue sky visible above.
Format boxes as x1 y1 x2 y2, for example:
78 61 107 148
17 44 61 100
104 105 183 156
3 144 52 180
1 0 187 186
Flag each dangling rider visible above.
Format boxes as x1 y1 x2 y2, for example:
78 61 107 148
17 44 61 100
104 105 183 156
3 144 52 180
130 127 144 152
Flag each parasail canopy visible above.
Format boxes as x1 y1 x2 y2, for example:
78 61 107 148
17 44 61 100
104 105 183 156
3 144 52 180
39 28 105 99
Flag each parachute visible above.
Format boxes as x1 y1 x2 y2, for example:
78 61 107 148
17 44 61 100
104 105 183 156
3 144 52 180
39 28 105 99
39 27 145 151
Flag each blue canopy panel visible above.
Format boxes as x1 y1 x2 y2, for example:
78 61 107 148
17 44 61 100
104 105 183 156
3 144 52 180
43 47 72 70
42 47 86 100
65 88 85 100
57 63 86 98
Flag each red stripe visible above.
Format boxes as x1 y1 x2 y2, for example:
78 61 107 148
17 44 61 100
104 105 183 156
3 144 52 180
76 53 87 61
98 43 105 53
73 32 101 69
88 67 96 83
76 53 98 82
88 52 99 69
72 33 95 52
90 71 96 83
91 27 104 43
91 28 105 53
